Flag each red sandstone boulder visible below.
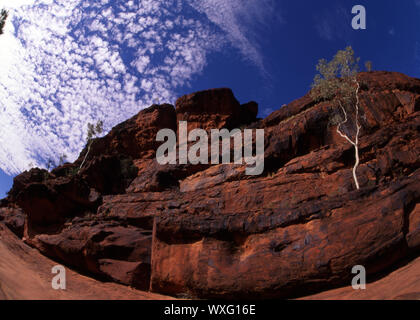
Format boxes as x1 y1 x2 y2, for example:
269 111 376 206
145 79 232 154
11 171 101 235
30 219 152 290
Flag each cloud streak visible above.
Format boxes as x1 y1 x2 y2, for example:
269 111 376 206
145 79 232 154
189 0 276 72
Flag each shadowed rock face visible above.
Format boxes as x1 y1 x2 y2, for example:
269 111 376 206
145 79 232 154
1 72 420 299
175 88 258 131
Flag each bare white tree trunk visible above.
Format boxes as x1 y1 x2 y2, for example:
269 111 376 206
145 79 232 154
78 141 92 172
336 80 361 190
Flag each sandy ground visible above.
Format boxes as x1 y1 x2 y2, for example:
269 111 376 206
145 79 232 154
0 223 172 300
301 257 420 300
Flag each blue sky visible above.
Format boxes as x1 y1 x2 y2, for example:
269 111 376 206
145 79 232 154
0 0 419 198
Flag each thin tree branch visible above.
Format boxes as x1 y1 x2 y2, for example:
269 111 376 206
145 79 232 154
79 141 92 171
336 101 356 146
336 79 361 190
352 79 361 190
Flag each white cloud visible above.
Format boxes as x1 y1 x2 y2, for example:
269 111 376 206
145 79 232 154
0 0 272 175
188 0 276 72
0 0 37 9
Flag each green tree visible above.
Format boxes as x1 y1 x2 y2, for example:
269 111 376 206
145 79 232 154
0 9 8 35
79 120 104 171
311 46 362 190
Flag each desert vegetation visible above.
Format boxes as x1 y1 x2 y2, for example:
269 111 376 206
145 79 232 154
79 120 103 171
311 46 363 189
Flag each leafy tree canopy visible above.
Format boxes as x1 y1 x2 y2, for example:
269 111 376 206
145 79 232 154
310 46 360 105
86 120 103 142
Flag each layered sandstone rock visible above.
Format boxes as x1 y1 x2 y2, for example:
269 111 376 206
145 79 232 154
0 224 170 300
1 71 419 299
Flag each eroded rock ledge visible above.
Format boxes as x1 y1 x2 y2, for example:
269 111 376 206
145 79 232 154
1 71 419 299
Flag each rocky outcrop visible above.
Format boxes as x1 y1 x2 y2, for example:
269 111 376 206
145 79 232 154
148 72 420 298
8 169 102 236
0 223 170 300
31 219 152 290
1 72 419 299
175 88 258 131
75 104 177 163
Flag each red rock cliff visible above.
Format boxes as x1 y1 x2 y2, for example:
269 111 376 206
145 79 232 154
1 71 419 299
